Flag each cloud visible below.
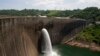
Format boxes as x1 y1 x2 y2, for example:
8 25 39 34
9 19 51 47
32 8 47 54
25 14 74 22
77 0 100 9
25 0 65 10
26 0 100 10
78 0 100 3
0 0 100 10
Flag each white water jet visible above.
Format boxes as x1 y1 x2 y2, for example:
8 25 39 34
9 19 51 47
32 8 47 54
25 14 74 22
41 28 60 56
41 28 53 56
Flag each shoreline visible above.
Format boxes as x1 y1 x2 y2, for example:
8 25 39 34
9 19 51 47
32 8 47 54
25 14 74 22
65 40 100 52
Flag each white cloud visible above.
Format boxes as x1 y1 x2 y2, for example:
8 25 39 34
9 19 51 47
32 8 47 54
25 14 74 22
77 0 100 8
31 0 65 10
78 0 100 3
1 0 100 10
23 0 100 10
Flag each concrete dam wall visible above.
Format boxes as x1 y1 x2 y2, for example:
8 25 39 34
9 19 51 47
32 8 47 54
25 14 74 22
0 17 87 56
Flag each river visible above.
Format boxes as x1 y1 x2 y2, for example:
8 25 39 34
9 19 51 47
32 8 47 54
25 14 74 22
53 44 100 56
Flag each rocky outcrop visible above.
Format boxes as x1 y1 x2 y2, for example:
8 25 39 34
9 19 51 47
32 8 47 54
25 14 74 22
66 40 100 52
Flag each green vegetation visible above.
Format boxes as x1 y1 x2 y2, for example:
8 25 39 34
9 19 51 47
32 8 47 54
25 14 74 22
76 24 100 44
71 7 100 24
0 7 100 21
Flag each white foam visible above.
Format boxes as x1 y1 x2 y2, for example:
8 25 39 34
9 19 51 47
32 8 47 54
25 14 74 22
41 28 61 56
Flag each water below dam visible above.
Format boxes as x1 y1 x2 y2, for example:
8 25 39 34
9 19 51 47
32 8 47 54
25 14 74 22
41 28 100 56
53 44 100 56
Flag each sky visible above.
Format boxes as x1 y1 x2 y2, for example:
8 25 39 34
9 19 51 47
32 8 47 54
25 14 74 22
0 0 100 10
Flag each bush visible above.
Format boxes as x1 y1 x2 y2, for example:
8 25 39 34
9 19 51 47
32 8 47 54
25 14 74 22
76 25 100 44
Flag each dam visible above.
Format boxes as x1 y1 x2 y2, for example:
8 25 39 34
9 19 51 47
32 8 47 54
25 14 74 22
0 16 87 56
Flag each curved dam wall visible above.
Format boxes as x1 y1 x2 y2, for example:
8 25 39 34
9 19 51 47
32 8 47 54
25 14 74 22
0 16 87 56
45 19 87 44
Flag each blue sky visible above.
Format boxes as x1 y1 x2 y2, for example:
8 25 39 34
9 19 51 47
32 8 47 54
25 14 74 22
0 0 100 10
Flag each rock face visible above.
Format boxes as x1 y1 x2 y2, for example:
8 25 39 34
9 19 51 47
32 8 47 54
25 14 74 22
0 16 87 56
